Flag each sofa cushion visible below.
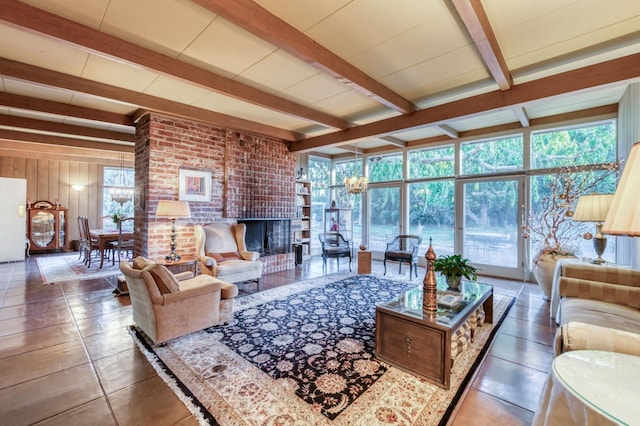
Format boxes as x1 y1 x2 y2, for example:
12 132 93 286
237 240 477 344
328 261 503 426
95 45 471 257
557 321 640 356
560 297 640 335
148 264 180 294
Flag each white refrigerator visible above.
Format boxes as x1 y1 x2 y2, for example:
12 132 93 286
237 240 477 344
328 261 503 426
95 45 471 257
0 177 27 262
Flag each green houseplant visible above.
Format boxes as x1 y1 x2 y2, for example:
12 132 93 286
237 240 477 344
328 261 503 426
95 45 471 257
434 254 478 290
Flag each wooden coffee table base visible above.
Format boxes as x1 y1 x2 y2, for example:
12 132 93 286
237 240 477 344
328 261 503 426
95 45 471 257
375 283 493 389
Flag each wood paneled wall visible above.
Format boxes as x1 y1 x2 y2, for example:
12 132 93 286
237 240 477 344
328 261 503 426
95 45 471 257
0 155 105 246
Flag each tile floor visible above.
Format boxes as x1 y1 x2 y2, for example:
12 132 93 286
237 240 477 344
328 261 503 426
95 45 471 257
0 254 556 425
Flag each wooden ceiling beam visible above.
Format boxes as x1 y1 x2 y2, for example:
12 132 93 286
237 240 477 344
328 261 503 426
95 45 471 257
289 53 640 152
193 0 416 114
0 92 133 126
0 129 135 152
0 142 132 165
0 0 348 131
0 57 301 142
0 115 134 142
452 0 512 90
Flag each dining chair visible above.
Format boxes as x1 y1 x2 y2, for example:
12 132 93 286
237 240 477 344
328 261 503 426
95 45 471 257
80 216 101 267
111 217 135 264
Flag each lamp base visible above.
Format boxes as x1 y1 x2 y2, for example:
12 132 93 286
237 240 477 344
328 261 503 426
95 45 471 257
165 253 182 261
592 228 607 265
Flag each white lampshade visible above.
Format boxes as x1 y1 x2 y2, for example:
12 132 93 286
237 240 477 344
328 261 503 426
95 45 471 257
603 141 640 236
573 194 614 223
155 200 191 219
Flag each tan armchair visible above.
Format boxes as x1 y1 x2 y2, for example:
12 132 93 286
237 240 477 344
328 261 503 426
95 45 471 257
119 256 238 345
195 223 263 286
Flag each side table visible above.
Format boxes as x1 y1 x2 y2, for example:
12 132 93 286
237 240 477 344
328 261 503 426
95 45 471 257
533 350 640 425
357 250 371 274
156 255 199 276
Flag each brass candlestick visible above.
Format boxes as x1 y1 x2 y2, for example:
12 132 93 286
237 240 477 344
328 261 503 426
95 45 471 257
423 238 437 313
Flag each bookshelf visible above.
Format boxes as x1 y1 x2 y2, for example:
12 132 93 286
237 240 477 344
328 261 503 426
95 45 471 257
293 180 311 263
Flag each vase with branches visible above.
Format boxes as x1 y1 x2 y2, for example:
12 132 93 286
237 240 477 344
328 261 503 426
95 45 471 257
523 161 620 298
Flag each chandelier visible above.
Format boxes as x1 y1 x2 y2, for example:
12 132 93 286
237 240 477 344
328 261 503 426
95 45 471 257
344 145 368 194
111 153 133 205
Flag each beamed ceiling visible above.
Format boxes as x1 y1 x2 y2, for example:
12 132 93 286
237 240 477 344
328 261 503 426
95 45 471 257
0 0 639 164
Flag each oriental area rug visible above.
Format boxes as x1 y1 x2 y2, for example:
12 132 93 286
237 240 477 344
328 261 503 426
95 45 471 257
37 253 121 285
130 273 514 425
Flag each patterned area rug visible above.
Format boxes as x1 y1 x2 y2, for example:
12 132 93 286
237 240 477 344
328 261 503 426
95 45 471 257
130 273 514 425
37 253 121 285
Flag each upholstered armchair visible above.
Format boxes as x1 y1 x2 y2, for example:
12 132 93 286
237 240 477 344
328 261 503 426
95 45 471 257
194 223 263 286
384 235 422 279
119 256 238 345
319 232 352 271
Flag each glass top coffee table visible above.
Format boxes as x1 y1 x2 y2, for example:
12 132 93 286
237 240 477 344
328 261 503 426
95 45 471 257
375 277 493 389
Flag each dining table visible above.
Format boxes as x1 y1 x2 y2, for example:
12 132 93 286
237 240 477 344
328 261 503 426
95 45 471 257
90 229 135 269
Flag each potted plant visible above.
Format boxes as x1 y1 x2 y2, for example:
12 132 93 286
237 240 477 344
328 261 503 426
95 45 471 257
434 254 478 290
111 211 124 226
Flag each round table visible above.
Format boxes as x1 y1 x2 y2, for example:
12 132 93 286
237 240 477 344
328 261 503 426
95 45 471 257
533 350 640 425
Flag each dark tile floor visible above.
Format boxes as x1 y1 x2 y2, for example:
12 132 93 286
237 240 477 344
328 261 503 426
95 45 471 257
0 254 556 425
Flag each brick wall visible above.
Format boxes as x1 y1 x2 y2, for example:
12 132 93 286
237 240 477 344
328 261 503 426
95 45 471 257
135 112 295 272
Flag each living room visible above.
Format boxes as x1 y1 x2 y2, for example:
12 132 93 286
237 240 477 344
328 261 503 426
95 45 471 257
1 1 640 425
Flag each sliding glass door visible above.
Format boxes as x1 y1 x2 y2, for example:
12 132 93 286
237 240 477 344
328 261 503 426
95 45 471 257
367 186 402 253
459 177 524 279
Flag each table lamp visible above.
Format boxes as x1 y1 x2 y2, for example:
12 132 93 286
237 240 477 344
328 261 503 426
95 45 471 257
155 200 191 261
572 193 614 264
603 141 640 239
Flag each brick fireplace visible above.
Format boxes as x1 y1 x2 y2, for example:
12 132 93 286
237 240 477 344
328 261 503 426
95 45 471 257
134 112 296 273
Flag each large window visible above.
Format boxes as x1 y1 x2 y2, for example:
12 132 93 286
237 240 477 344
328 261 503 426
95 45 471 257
408 145 454 179
368 153 403 182
408 180 454 256
531 121 616 169
308 117 619 278
102 166 134 229
461 135 523 175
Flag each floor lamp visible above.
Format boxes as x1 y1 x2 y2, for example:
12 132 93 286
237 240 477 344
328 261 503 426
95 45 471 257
602 141 640 242
572 193 614 264
155 200 191 261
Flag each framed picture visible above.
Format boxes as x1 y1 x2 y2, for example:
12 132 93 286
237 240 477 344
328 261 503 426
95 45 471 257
179 169 211 202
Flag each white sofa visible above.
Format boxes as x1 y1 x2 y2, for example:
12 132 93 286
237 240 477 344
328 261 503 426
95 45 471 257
553 262 640 356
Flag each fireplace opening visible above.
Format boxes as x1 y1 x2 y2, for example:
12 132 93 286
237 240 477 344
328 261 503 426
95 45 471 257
238 219 292 256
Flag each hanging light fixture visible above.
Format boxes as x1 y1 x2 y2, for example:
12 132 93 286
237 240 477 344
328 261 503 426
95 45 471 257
344 144 368 194
111 153 133 205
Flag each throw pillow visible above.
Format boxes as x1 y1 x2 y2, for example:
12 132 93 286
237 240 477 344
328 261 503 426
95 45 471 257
148 264 180 294
132 256 155 270
207 251 242 262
